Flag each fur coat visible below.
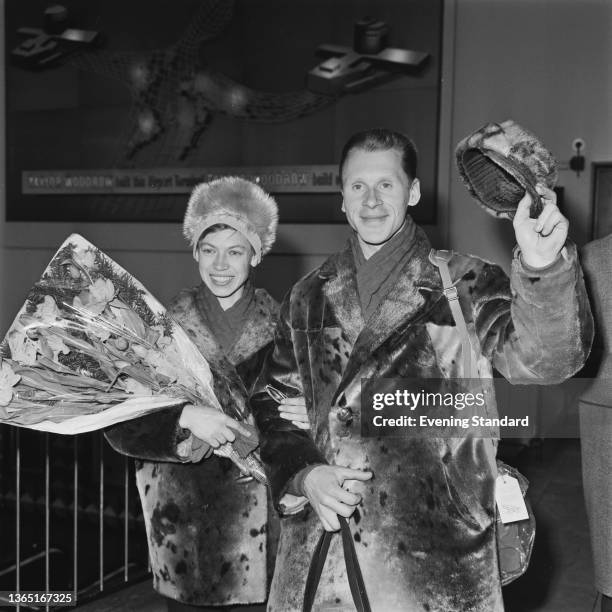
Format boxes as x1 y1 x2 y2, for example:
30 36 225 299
578 235 612 597
252 226 592 612
105 286 278 606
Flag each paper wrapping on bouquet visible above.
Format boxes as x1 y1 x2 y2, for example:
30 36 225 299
0 234 266 483
455 120 558 220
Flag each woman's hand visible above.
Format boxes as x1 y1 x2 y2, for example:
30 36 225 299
179 404 252 448
278 396 311 430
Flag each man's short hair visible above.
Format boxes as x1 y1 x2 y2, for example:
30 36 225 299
339 128 418 183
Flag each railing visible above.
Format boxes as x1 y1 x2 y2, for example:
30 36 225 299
0 427 149 610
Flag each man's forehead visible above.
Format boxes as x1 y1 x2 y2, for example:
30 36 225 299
343 148 405 178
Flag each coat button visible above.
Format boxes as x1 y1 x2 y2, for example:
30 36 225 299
337 406 353 423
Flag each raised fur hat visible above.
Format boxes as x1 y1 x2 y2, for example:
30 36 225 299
455 120 558 219
183 176 278 263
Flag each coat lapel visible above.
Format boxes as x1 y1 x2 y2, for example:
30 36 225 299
170 288 226 364
228 289 278 365
319 243 364 347
329 225 444 401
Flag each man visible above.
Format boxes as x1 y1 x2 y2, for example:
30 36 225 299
251 129 592 611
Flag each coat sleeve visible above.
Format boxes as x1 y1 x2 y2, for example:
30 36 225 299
104 404 211 463
470 242 593 383
250 294 326 514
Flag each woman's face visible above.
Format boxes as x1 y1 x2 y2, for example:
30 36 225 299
196 228 255 309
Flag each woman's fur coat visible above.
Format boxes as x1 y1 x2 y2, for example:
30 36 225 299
105 286 278 606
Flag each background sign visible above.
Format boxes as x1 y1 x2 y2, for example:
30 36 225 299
6 0 442 223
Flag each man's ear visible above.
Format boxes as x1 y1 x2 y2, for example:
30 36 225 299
250 253 259 267
408 178 421 207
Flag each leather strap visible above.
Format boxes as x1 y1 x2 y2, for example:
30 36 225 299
429 248 498 440
429 249 479 379
303 516 371 612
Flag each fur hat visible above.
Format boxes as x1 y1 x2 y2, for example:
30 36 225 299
183 176 278 263
455 120 557 219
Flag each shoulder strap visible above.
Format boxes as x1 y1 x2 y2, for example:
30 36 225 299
429 249 480 378
303 516 371 612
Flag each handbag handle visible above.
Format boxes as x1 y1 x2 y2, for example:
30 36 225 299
303 515 371 612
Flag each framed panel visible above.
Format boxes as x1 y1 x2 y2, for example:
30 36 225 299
5 0 443 224
591 162 612 239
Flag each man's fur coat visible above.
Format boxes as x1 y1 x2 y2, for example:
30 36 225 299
252 224 592 612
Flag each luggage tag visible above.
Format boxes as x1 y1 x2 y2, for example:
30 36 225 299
495 473 529 524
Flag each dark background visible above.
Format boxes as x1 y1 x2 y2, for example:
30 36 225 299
5 0 443 223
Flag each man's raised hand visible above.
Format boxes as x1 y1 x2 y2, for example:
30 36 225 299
513 184 568 269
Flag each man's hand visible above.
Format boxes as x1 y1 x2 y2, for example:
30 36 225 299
178 404 251 448
302 465 373 531
513 184 568 269
278 396 311 430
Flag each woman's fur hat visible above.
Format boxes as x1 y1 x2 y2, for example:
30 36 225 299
455 120 557 219
183 176 278 263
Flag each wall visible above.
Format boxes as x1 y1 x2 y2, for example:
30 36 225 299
3 0 612 331
0 0 446 334
447 0 612 268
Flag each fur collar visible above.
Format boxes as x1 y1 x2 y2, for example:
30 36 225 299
170 286 278 367
319 224 444 389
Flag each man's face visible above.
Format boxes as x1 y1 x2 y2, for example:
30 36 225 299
341 148 420 250
195 228 255 308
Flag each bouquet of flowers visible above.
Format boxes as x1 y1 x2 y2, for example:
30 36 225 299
0 234 266 483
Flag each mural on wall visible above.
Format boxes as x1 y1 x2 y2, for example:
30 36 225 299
6 0 443 222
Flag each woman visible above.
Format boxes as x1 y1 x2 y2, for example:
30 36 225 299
106 177 309 610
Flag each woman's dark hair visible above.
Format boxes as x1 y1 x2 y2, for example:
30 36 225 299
339 128 418 183
197 224 255 258
199 223 235 241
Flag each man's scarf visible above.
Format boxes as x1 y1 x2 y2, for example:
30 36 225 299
350 218 417 323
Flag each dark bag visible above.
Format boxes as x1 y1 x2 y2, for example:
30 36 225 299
429 248 536 586
303 515 371 612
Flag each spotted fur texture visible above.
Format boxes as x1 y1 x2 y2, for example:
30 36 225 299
252 225 592 612
105 287 278 606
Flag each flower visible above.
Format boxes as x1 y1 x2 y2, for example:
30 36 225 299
34 295 61 324
7 329 37 366
124 378 153 395
73 278 115 315
0 360 20 406
45 333 71 361
73 247 95 270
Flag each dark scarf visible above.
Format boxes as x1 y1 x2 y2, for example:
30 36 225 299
195 280 256 355
350 218 417 322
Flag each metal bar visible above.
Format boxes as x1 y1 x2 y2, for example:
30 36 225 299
0 549 63 576
45 433 50 612
123 455 129 582
73 437 78 596
15 429 21 612
99 433 104 592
